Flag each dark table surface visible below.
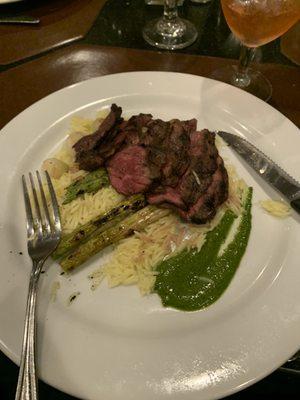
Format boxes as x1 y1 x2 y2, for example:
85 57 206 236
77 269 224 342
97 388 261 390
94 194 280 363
0 0 297 72
82 0 294 63
0 0 299 399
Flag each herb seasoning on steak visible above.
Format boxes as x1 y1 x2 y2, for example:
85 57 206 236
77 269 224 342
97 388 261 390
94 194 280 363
73 104 228 224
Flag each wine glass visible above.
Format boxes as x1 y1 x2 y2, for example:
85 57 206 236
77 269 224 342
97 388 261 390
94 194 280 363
143 0 198 50
212 0 300 101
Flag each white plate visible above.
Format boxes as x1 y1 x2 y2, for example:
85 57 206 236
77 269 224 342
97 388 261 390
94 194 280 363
0 72 299 400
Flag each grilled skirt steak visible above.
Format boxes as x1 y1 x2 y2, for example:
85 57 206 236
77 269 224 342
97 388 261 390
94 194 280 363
107 145 152 195
74 104 123 170
73 105 228 223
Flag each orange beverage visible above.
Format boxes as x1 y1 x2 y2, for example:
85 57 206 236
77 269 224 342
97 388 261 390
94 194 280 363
221 0 300 47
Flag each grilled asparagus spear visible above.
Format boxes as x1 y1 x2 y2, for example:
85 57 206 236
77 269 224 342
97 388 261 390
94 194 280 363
59 206 169 271
63 168 109 204
53 194 146 260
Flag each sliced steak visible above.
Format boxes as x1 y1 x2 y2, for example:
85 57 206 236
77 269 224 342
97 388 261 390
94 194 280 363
74 104 123 170
147 187 186 209
179 156 229 223
147 129 228 223
124 117 194 187
72 104 229 224
74 152 104 172
122 113 153 145
107 145 152 195
160 119 191 187
177 130 218 207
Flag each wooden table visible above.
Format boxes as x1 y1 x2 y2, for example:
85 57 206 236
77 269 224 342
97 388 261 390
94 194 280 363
0 0 106 65
0 44 299 129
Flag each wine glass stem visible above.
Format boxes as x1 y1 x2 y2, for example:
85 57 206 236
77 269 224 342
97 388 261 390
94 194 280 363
164 0 178 22
232 45 255 88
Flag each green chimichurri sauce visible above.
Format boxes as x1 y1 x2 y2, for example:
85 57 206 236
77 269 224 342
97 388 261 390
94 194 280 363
155 187 253 311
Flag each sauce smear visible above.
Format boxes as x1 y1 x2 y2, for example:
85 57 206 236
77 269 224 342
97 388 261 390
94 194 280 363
155 187 252 311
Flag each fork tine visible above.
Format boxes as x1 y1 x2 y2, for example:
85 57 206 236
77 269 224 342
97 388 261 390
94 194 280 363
45 171 61 237
36 171 51 236
29 172 43 238
22 175 34 239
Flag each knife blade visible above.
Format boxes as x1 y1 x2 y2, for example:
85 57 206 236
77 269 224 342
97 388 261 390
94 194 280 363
217 131 300 214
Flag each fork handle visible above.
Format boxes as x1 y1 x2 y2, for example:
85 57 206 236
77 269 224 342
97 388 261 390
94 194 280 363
15 260 45 400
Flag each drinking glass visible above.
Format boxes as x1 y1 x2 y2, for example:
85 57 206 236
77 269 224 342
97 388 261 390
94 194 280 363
212 0 300 100
143 0 198 50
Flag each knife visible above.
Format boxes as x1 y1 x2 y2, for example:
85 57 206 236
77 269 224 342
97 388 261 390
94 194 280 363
217 131 300 214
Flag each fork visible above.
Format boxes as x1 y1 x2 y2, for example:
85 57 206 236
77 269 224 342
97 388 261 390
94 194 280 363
16 171 61 400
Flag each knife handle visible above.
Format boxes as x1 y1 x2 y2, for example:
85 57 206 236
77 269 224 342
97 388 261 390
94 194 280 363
291 196 300 215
